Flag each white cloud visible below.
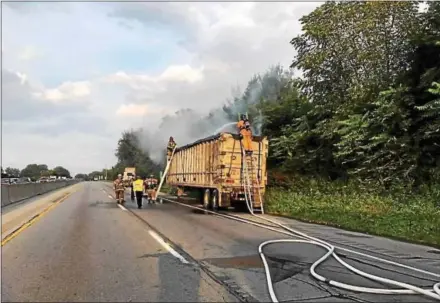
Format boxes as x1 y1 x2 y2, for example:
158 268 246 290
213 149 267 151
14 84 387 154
160 65 204 83
116 103 173 117
15 71 28 84
18 45 41 61
105 64 204 90
33 81 92 103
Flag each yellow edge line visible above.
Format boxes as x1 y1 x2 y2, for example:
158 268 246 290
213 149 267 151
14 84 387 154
1 192 72 247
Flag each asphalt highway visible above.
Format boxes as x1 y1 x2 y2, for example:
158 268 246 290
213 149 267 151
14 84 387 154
2 181 439 302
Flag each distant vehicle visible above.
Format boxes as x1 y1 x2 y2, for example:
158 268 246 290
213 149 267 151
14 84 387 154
38 177 49 183
93 177 99 181
123 167 136 187
4 178 20 184
17 177 31 183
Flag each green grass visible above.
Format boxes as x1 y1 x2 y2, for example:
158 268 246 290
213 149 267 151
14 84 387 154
265 179 440 247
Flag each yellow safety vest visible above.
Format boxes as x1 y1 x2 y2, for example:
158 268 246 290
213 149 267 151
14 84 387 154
133 179 143 192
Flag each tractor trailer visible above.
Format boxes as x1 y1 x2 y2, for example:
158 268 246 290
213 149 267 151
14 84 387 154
166 132 268 211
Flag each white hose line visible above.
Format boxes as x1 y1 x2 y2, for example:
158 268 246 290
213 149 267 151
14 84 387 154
244 199 440 300
238 150 440 300
260 240 440 302
435 283 440 295
159 196 440 301
251 215 440 299
223 212 440 279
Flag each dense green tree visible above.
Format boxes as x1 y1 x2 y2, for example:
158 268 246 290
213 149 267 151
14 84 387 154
115 130 160 178
53 166 71 178
74 173 87 179
20 164 48 180
88 171 102 179
4 167 20 177
291 2 421 107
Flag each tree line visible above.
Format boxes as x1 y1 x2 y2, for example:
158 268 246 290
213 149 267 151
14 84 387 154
1 164 71 180
105 130 162 180
76 130 162 181
112 2 439 193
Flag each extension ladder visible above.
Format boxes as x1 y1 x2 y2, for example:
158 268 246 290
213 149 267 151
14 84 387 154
156 146 177 198
241 147 264 214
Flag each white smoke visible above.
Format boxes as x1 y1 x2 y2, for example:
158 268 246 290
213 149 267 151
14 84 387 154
135 66 289 165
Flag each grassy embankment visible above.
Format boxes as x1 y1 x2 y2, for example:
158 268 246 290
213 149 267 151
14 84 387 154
265 177 440 247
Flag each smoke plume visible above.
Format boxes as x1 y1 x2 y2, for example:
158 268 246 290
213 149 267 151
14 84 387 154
135 66 289 165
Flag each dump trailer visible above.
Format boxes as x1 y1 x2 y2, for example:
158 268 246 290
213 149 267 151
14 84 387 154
166 133 268 211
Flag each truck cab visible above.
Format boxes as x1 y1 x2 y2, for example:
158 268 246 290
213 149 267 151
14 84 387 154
123 167 136 187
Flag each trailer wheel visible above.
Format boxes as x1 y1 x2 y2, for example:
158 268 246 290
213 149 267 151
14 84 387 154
203 189 211 210
211 189 219 211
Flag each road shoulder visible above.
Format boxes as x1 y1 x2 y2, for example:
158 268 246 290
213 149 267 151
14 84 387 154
1 183 82 241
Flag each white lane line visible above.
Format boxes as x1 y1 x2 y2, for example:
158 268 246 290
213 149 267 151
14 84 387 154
117 204 127 211
148 230 190 264
112 193 189 264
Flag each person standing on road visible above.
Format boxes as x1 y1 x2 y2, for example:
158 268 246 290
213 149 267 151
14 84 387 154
130 174 135 202
133 175 144 209
114 174 125 205
145 174 158 204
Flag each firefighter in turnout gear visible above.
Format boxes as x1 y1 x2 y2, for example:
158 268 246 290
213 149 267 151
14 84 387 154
145 174 158 204
114 174 125 204
237 114 253 155
133 175 144 209
167 137 177 161
129 174 135 202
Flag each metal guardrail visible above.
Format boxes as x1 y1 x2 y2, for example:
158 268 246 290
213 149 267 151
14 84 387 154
1 180 79 207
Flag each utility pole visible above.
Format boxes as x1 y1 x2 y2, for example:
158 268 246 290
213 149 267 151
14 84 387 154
104 164 108 180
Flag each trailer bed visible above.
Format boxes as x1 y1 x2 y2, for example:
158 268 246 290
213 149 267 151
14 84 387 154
166 133 268 210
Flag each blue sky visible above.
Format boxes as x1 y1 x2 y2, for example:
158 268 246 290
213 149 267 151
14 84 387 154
2 1 320 175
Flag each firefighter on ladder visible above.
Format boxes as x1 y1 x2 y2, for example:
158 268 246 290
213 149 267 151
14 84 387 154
114 174 125 205
167 136 176 161
145 174 158 204
237 114 253 155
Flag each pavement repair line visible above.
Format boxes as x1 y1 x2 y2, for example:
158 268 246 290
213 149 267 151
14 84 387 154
148 230 190 264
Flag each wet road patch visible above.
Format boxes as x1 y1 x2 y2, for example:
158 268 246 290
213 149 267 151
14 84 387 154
203 254 264 269
202 254 309 284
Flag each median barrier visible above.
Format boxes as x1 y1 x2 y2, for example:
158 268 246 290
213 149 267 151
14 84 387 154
1 180 79 207
2 186 10 207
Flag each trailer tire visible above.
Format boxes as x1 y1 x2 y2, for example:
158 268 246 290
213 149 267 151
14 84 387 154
211 189 219 211
203 189 211 210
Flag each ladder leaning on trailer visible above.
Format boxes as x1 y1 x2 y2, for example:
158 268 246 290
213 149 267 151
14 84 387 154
156 146 177 200
240 142 264 214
